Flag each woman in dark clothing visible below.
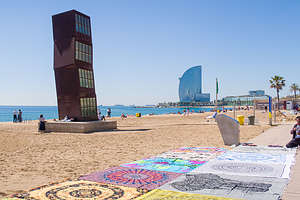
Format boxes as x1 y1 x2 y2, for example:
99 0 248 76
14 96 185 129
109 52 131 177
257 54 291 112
286 116 300 148
38 114 46 132
18 109 22 122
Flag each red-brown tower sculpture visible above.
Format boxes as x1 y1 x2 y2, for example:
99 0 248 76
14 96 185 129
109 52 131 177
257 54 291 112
52 10 98 121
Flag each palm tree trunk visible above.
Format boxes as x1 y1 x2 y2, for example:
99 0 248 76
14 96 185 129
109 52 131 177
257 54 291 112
277 88 280 111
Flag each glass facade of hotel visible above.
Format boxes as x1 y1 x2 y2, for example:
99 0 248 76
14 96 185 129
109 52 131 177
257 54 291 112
179 66 210 103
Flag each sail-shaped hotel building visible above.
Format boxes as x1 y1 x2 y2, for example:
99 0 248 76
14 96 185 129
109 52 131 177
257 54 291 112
179 66 210 103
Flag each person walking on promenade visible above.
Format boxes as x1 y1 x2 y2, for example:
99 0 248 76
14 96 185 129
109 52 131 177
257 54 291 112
13 110 17 122
286 116 300 148
17 109 23 122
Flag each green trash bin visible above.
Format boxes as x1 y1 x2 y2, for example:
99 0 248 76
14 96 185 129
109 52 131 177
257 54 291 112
248 115 255 125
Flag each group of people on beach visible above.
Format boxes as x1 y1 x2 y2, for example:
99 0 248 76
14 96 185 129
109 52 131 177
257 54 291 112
97 108 112 121
32 105 300 149
13 109 23 123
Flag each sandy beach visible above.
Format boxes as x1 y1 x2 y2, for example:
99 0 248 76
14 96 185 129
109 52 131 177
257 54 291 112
0 110 291 197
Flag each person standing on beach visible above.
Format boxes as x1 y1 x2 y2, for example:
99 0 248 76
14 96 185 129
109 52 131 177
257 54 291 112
286 116 300 148
13 110 17 122
17 109 23 122
107 108 111 117
97 109 101 120
38 114 46 132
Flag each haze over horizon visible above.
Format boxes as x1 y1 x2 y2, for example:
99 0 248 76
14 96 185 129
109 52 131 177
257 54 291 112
0 0 299 106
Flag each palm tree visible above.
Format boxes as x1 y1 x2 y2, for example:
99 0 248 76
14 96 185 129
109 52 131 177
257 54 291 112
290 83 299 99
269 75 286 111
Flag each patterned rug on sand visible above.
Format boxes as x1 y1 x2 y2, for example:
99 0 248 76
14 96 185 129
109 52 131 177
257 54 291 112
12 180 148 200
173 147 227 154
215 151 288 165
79 167 182 190
156 151 220 161
189 160 285 178
121 157 206 173
135 189 242 200
159 173 288 200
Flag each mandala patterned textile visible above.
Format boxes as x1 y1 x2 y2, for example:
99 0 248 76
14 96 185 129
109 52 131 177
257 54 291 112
190 160 285 178
173 147 226 154
79 167 182 190
135 189 242 200
159 173 288 200
121 157 206 173
12 180 148 200
232 145 297 155
156 151 219 162
2 198 21 200
216 151 288 164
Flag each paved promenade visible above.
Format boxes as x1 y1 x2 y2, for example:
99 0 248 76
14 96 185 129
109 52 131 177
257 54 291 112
249 123 299 200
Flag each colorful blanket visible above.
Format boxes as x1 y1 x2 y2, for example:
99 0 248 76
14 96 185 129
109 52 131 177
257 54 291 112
173 147 227 154
12 180 148 200
79 167 182 190
156 151 219 161
135 189 242 200
215 151 288 164
121 157 206 173
190 160 285 178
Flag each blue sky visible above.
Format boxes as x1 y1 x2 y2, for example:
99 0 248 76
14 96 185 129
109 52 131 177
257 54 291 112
0 0 299 106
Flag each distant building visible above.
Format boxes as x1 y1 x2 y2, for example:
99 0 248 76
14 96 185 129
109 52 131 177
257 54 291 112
52 10 98 121
179 66 210 103
249 90 265 96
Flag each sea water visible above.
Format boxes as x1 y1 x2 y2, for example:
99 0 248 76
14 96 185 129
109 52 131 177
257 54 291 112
0 105 217 122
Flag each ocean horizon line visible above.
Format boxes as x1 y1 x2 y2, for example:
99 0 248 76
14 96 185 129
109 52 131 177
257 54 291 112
0 105 219 122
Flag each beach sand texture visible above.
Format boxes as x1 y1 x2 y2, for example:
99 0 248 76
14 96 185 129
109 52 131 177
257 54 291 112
0 110 278 197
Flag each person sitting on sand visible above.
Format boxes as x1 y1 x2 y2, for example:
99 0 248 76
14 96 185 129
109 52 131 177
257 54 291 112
62 115 72 122
286 116 300 148
38 114 46 132
100 115 106 121
121 113 127 119
97 109 101 120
